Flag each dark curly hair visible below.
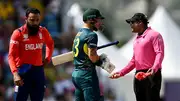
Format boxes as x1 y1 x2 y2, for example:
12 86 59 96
25 8 40 17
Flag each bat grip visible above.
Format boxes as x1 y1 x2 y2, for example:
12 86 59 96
97 41 119 50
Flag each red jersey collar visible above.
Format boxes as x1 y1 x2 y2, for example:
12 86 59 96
22 24 28 34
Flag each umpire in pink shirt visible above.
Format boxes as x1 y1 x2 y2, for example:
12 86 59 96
109 13 164 101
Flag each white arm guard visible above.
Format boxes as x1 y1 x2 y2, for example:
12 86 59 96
99 54 115 73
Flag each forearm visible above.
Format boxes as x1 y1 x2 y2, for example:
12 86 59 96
88 48 100 63
8 44 19 74
44 28 54 62
152 52 164 72
120 61 135 76
119 54 135 76
152 33 164 72
89 54 100 63
8 54 18 74
45 42 54 62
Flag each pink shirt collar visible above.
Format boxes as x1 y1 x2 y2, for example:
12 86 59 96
137 27 151 38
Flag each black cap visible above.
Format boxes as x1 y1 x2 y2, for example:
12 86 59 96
83 8 105 21
126 13 149 24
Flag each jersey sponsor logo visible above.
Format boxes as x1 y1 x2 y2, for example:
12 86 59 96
39 32 42 39
25 43 43 50
10 40 19 44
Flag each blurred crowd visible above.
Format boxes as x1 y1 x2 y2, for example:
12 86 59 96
0 0 116 101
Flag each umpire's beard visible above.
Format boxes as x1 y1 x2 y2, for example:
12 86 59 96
27 23 40 36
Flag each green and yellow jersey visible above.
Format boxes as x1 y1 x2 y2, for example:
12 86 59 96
72 28 98 68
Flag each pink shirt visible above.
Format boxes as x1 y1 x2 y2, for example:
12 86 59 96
120 27 164 76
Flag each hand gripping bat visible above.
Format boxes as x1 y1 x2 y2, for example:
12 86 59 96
51 41 119 66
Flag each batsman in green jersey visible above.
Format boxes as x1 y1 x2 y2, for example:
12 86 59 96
72 8 114 101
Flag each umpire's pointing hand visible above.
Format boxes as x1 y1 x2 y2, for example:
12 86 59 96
109 72 122 79
13 72 24 86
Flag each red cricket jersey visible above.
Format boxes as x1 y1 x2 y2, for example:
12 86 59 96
8 24 54 73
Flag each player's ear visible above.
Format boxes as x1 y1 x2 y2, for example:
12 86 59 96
24 16 28 22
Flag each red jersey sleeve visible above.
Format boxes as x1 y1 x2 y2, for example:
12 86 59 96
8 30 21 73
43 28 54 62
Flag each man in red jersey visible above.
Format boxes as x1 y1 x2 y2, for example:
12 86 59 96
8 8 54 101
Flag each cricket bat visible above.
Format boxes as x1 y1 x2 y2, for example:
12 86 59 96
52 41 119 66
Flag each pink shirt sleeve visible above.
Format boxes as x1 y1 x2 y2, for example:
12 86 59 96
151 34 164 72
119 53 135 76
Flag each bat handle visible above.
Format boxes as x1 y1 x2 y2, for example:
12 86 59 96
97 41 119 49
112 41 119 45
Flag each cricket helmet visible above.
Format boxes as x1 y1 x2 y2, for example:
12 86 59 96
83 8 105 22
